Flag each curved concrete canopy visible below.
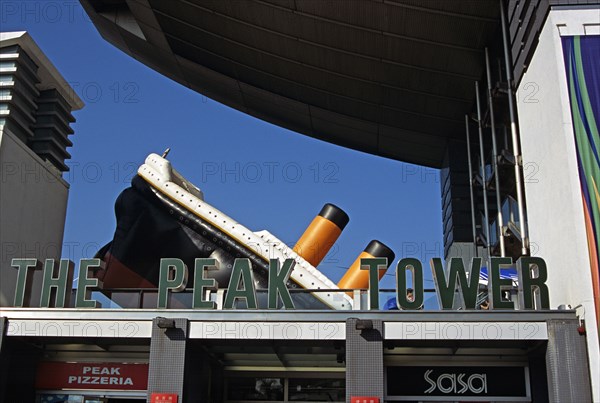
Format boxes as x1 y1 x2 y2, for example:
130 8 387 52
81 0 501 167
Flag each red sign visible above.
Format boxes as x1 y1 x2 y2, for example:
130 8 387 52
151 393 178 403
35 362 148 391
351 398 380 403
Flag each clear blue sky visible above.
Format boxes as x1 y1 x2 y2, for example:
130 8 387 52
2 1 443 291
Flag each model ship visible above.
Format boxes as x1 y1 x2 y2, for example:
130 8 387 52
95 153 394 310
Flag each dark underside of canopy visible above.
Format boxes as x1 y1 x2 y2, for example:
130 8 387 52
82 0 507 167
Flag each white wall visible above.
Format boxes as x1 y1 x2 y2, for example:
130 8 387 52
0 128 69 307
517 8 600 401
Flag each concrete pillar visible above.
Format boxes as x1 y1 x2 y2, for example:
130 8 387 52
345 318 384 402
147 317 188 402
545 319 592 402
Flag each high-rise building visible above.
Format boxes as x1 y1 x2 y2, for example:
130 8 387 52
0 31 84 306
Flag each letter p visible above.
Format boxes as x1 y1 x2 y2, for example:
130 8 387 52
158 258 188 308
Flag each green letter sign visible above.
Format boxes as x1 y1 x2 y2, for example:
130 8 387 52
268 259 295 309
517 257 550 309
193 258 218 309
224 259 258 309
360 257 387 310
40 259 74 308
489 257 514 309
431 257 481 309
396 258 423 310
11 258 41 307
75 259 101 308
158 258 188 308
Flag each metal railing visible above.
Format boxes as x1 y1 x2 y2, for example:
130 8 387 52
481 195 524 251
71 287 439 310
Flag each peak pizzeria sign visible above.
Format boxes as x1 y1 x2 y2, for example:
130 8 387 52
10 256 550 310
35 362 148 391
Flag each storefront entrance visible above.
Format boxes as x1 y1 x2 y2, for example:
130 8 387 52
1 309 591 402
224 373 345 402
189 338 347 402
383 339 544 402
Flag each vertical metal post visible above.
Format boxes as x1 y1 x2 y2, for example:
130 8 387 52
148 318 188 401
545 319 593 402
465 115 478 257
500 0 528 254
346 318 384 400
475 82 491 250
485 48 506 257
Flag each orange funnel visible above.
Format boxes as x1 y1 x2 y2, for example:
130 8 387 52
293 203 349 267
337 240 395 295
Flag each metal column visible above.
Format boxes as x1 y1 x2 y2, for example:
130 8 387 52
147 317 189 401
465 115 478 257
475 82 491 250
346 318 384 402
545 319 592 402
500 0 529 254
485 48 506 256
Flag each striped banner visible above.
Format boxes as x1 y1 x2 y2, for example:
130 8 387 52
562 35 600 328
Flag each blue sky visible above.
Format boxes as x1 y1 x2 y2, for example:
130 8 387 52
1 1 443 291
